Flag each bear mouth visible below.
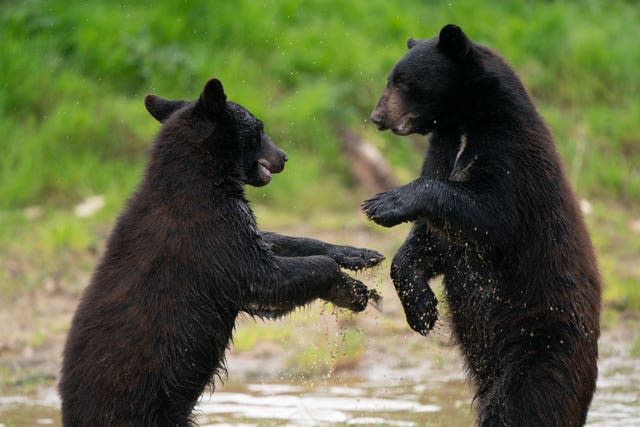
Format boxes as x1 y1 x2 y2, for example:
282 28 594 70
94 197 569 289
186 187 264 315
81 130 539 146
256 159 279 185
391 112 418 136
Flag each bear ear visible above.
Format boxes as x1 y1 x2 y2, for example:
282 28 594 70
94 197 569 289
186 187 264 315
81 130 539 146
144 95 186 123
407 38 419 49
438 24 470 62
197 78 227 117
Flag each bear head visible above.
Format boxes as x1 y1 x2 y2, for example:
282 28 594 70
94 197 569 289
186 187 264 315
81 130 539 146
370 24 474 136
144 78 287 187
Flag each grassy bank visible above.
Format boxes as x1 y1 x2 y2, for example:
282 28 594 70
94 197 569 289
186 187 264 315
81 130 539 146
1 1 639 316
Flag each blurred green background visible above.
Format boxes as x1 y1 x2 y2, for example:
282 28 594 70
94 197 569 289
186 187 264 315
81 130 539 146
1 0 638 317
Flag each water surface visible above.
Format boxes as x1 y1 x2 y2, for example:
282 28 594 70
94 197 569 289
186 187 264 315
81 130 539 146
1 331 638 426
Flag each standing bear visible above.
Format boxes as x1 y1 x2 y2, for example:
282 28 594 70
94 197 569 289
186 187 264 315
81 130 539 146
363 24 600 426
59 78 383 427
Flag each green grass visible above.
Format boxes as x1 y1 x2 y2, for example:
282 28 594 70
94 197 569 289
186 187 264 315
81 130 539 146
1 1 639 310
285 323 367 378
2 0 639 209
586 202 640 311
232 318 294 353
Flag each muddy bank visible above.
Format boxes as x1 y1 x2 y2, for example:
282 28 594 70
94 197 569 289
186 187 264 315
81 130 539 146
0 227 638 426
1 301 639 426
1 321 638 426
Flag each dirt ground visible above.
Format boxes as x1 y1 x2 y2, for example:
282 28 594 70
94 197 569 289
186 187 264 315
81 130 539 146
0 225 637 398
0 225 453 392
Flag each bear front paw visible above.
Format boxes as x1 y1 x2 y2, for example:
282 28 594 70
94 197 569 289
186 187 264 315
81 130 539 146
326 273 370 312
404 301 438 335
328 246 385 271
396 285 439 335
362 191 409 227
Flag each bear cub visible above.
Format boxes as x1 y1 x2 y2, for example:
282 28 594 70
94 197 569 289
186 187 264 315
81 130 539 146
364 25 600 427
59 78 383 427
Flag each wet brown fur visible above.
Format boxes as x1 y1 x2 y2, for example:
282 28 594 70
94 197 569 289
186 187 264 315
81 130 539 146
364 25 600 427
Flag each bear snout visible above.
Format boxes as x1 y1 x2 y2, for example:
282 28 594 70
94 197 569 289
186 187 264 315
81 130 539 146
370 108 388 130
258 150 287 175
268 149 287 173
370 86 412 133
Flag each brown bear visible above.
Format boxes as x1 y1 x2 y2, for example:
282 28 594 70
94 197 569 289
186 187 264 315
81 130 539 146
59 78 383 426
363 24 601 426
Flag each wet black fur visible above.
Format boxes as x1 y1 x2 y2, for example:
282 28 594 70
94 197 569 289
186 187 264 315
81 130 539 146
59 78 383 427
364 25 600 427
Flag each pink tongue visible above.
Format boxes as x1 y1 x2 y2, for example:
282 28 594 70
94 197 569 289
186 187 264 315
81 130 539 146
259 164 272 181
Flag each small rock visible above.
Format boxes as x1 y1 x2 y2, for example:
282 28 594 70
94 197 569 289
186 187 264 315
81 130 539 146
74 195 105 218
23 206 43 220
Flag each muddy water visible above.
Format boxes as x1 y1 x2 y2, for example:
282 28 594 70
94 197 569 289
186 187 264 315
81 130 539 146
195 376 472 426
2 346 639 427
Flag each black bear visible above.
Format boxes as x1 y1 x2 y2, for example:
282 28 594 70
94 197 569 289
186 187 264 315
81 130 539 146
363 25 600 426
59 78 383 427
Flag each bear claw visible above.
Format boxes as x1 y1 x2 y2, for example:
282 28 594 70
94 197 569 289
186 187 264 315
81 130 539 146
362 192 407 228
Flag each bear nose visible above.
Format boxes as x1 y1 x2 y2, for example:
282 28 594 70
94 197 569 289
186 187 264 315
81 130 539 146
282 151 288 163
370 111 382 126
370 110 388 131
